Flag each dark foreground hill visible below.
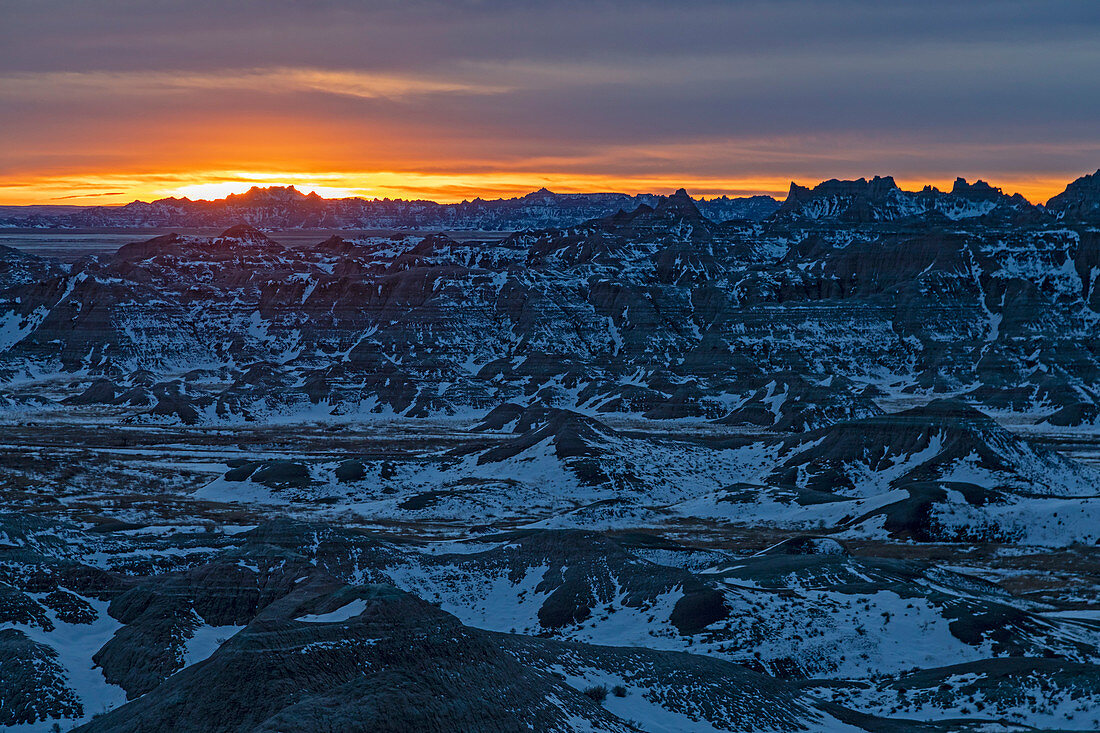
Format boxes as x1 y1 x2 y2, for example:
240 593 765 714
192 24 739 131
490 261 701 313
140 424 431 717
3 514 1094 732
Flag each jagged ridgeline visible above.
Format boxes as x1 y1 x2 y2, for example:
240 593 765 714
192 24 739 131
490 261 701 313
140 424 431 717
0 186 781 230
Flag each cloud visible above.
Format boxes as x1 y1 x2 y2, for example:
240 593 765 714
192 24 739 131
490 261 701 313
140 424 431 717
1 0 1098 204
0 67 507 101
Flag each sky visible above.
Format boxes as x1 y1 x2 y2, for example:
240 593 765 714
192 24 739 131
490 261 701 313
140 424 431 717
1 0 1099 206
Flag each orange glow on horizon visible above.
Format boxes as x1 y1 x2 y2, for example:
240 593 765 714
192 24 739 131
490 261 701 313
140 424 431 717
0 170 1073 208
0 170 799 207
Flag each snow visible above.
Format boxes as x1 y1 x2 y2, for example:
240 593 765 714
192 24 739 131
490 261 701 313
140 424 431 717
386 562 552 635
0 307 48 350
565 586 686 650
709 581 987 679
2 593 127 731
181 621 244 667
554 666 730 733
296 598 370 623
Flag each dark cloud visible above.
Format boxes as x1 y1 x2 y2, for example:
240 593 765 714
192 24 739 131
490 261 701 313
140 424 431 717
5 1 1097 72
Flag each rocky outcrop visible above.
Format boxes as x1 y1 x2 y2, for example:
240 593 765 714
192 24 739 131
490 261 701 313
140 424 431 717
1046 169 1100 223
718 373 882 432
774 400 1086 494
773 175 1039 223
0 244 63 290
768 399 1099 541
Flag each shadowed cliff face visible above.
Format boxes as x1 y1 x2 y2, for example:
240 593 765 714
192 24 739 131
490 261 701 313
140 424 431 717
1047 169 1100 223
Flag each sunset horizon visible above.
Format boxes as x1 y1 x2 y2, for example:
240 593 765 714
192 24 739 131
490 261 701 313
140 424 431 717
1 169 1090 208
4 3 1098 209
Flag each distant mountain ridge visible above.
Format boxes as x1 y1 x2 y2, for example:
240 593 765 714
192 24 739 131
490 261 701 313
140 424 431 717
0 186 780 231
3 169 1098 230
